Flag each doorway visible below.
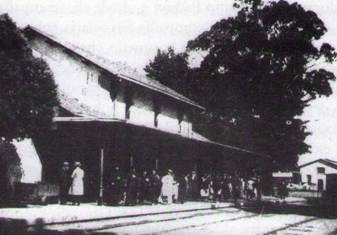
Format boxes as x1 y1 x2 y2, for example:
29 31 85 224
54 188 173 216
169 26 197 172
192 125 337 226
317 179 324 191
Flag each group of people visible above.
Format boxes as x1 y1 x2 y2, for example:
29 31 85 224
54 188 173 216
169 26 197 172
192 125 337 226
103 166 260 206
58 162 260 206
104 166 162 206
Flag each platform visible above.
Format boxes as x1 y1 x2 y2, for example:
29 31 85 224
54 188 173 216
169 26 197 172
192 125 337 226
0 201 232 226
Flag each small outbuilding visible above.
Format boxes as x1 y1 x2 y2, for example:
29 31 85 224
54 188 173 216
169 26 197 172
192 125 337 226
298 158 337 191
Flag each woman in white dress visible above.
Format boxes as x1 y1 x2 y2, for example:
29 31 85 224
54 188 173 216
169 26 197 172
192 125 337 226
161 169 174 204
69 162 84 205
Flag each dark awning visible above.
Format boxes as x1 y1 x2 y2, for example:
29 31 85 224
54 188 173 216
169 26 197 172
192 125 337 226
53 116 267 161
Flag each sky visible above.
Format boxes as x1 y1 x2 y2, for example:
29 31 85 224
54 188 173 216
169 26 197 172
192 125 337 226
1 0 337 166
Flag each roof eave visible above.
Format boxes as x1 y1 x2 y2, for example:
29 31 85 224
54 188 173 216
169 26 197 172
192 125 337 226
53 117 261 156
298 158 337 169
23 25 205 111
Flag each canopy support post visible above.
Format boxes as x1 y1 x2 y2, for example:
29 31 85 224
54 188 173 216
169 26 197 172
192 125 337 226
98 147 104 205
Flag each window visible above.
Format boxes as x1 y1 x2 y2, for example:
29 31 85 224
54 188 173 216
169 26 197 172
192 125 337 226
86 72 90 84
86 71 97 84
307 175 312 184
317 167 325 174
317 179 324 191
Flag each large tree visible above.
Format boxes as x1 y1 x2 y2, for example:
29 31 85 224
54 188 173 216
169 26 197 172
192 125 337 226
188 0 336 169
0 142 22 204
146 0 336 170
0 14 58 205
0 14 58 142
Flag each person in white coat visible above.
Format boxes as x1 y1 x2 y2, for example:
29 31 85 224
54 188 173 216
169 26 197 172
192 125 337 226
160 169 174 204
69 162 84 205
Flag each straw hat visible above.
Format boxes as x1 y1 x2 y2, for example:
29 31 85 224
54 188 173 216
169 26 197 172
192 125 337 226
74 161 81 167
63 161 69 166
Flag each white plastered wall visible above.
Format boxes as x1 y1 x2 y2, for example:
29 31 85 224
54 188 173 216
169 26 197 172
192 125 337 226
30 38 114 117
300 162 337 190
13 139 42 183
30 38 195 134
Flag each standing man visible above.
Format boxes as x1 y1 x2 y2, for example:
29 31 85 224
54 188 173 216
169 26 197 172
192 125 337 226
172 173 179 203
222 174 230 201
200 173 211 201
247 178 255 200
138 170 151 204
125 168 138 206
59 162 70 205
69 162 84 206
108 165 124 206
161 169 174 204
190 170 199 201
149 169 161 204
178 174 188 204
227 175 233 199
212 173 222 202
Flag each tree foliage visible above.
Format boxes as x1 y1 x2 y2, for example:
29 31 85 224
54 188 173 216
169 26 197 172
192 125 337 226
0 14 59 142
145 47 213 109
0 142 22 204
145 47 190 96
146 0 336 170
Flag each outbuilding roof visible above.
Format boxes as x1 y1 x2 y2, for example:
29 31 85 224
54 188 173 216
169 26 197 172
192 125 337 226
298 158 337 170
23 25 205 110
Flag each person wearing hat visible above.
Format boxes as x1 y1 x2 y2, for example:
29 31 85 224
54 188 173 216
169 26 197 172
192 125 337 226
160 169 174 204
149 169 161 204
69 162 84 205
188 170 199 201
138 170 151 204
59 161 70 205
106 165 124 206
125 168 138 206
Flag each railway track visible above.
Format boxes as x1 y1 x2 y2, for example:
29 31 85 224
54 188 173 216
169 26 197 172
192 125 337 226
151 214 322 235
88 207 241 233
263 217 320 235
27 204 233 228
40 206 238 233
27 206 333 234
144 213 260 235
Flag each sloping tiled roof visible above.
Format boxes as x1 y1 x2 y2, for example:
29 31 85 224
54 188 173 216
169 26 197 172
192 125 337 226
58 91 110 118
298 158 337 170
24 26 204 110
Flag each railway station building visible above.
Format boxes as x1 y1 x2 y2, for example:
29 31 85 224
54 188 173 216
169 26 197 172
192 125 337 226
17 26 263 201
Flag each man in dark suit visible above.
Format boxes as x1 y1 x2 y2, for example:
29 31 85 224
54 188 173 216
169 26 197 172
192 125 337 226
190 170 199 200
149 169 161 204
138 170 151 204
59 162 70 205
125 168 138 206
107 165 124 205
